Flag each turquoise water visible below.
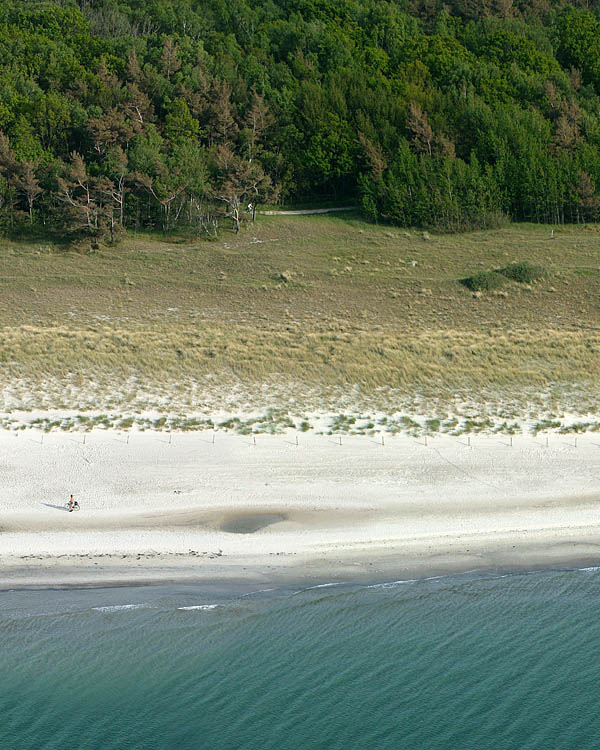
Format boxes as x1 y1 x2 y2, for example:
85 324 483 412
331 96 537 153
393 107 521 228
2 569 600 749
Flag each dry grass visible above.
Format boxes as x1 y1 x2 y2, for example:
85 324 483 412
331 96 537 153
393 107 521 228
3 323 600 389
2 215 600 413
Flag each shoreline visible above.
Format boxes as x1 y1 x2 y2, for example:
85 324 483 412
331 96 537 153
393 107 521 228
2 428 600 590
3 526 600 592
3 544 600 592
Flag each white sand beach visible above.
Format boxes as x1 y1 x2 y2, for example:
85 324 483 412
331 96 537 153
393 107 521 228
1 427 600 588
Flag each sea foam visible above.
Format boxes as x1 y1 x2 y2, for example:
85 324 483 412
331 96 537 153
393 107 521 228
177 604 219 611
92 604 148 612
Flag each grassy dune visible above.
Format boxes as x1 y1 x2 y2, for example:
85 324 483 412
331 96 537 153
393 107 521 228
2 213 600 414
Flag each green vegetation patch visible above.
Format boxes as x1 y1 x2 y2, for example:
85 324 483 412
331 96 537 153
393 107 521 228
218 409 294 435
558 421 600 433
498 262 546 284
462 261 547 291
461 271 506 292
531 419 562 435
493 422 521 435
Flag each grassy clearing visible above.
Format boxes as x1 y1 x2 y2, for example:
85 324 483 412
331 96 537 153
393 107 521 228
2 216 600 415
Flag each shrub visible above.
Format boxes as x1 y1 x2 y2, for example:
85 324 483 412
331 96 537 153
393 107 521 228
531 419 561 435
493 421 521 435
498 261 545 284
463 418 493 433
442 417 458 432
461 271 506 291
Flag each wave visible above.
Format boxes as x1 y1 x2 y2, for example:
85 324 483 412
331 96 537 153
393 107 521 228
177 604 219 611
295 582 346 594
92 604 148 612
239 588 276 598
304 582 343 590
366 575 447 589
366 579 418 589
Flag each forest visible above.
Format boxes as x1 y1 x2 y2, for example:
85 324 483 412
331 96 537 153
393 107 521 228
3 0 600 238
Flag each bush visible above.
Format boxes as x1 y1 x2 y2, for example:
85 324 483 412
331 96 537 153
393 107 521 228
461 271 506 291
498 261 545 284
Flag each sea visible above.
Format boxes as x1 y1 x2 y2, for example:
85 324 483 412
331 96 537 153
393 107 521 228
2 567 600 749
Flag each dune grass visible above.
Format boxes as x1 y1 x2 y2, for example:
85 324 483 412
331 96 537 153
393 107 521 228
3 323 600 391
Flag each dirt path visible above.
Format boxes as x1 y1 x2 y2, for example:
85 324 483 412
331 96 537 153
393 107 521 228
258 206 357 215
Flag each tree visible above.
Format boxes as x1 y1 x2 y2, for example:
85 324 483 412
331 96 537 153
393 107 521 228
358 132 387 182
210 81 238 146
57 152 102 237
0 132 18 227
164 99 199 142
125 48 142 83
160 38 181 81
576 171 600 223
406 102 434 155
243 89 273 162
212 145 275 232
123 84 154 131
0 132 42 224
88 108 133 156
98 145 129 233
554 115 578 152
15 162 42 224
132 170 191 234
94 56 123 111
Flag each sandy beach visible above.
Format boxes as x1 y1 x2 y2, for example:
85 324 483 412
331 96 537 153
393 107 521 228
1 426 600 588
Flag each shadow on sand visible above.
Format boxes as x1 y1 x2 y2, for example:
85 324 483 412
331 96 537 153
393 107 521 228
42 503 69 512
220 513 285 534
